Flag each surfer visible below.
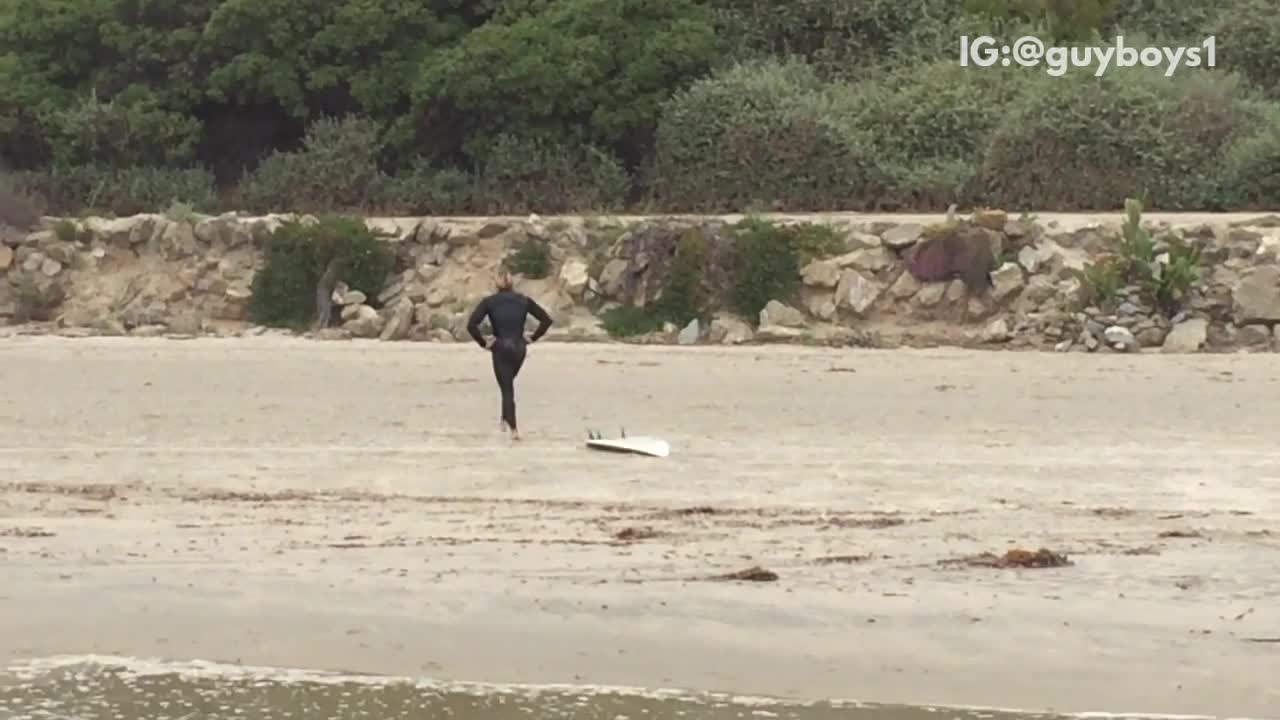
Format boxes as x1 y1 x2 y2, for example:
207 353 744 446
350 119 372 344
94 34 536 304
465 270 553 440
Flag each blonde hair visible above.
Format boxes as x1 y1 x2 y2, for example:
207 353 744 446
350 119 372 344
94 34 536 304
494 269 514 290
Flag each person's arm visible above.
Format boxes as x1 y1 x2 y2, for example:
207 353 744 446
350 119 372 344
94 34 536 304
465 297 491 348
526 296 553 342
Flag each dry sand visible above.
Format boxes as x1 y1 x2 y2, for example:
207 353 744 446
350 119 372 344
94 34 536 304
0 336 1277 717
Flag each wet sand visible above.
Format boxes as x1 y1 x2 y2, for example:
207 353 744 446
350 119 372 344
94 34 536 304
0 336 1277 718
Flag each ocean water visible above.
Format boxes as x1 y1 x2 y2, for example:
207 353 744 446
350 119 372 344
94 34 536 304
0 656 1239 720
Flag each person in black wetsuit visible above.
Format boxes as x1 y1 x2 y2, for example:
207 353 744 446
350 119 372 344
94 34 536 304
466 271 553 440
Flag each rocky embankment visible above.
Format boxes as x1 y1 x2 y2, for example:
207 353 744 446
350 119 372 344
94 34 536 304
1 210 1278 352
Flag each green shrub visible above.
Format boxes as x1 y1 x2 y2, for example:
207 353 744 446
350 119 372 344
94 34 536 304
600 227 711 337
411 0 720 167
1104 0 1220 43
599 304 663 338
248 215 395 329
728 216 808 320
965 0 1115 41
43 88 202 168
468 134 631 214
12 165 217 215
1210 0 1280 98
1221 110 1280 208
977 67 1264 210
649 58 879 211
0 171 42 229
711 0 968 78
502 238 551 279
1078 196 1200 313
836 61 1031 208
378 160 479 215
239 116 388 214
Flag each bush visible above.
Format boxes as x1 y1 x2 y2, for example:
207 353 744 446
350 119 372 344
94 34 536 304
502 238 552 279
1210 0 1280 98
1079 196 1200 313
1103 0 1220 43
1221 109 1280 208
238 116 388 214
378 161 479 215
600 227 711 337
836 61 1031 208
468 134 631 214
43 89 202 168
711 0 967 78
649 58 880 211
727 213 814 317
0 171 42 229
248 215 395 329
11 165 217 216
413 0 719 167
977 67 1265 210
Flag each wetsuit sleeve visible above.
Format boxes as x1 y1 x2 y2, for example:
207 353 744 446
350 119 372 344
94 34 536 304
526 297 553 342
465 297 490 348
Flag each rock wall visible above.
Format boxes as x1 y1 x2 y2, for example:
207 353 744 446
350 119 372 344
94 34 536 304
2 210 1278 353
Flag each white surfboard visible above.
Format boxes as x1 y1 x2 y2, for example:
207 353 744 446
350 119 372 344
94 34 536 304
585 429 670 457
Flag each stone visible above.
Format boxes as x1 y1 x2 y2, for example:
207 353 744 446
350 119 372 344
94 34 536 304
1017 244 1044 273
1161 318 1208 353
989 262 1024 301
21 251 44 272
159 220 198 259
914 283 947 306
759 300 806 328
981 318 1011 342
1103 325 1138 352
881 223 923 249
944 279 967 303
677 318 699 345
344 304 383 338
37 256 60 276
598 258 628 298
888 270 921 299
559 259 590 297
709 314 753 345
844 232 882 250
1232 266 1280 324
846 247 896 273
835 270 881 313
755 324 803 342
0 245 14 270
378 300 414 341
1236 324 1273 350
425 286 453 307
804 292 837 321
1054 339 1073 352
341 289 367 306
800 259 841 288
1021 275 1056 307
1135 326 1166 347
972 209 1008 230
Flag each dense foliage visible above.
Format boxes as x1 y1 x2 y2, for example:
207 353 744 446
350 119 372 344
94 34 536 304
248 215 395 328
2 0 1277 215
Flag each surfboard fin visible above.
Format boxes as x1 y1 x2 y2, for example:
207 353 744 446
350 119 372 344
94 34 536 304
620 427 626 438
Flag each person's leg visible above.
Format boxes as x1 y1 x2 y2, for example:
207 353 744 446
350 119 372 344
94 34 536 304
491 341 524 437
504 342 527 438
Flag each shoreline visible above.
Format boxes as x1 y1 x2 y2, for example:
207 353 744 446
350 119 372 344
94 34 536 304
1 338 1277 718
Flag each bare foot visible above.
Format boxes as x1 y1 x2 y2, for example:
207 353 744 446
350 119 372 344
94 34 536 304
511 430 522 441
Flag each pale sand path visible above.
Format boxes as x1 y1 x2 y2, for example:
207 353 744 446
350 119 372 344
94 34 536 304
0 336 1277 717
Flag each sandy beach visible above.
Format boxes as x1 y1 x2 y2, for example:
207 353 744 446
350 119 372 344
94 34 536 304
0 336 1277 718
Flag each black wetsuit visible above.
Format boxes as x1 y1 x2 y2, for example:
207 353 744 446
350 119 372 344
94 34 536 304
466 290 553 431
